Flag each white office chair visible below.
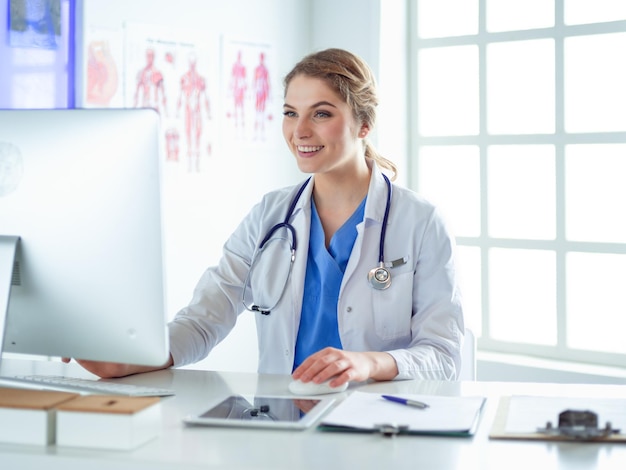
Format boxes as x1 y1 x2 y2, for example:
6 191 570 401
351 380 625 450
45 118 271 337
458 328 476 381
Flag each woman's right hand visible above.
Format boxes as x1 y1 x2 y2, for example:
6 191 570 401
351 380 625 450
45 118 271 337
61 355 173 378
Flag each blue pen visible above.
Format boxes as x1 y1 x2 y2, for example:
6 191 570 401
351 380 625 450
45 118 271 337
382 395 429 409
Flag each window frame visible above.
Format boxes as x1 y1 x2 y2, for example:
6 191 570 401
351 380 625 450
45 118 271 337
408 0 626 368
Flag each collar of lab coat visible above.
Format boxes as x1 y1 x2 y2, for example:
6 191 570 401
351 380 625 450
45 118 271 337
363 162 391 225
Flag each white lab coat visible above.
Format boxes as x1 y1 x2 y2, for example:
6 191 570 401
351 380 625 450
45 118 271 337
169 163 464 380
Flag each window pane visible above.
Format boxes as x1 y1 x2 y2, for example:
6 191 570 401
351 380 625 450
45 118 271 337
489 248 557 345
565 0 626 25
417 0 478 38
487 40 555 134
487 0 554 32
418 46 479 136
9 48 59 108
456 246 482 336
418 146 481 237
13 72 57 108
564 33 626 133
565 144 626 243
488 145 556 239
567 252 626 354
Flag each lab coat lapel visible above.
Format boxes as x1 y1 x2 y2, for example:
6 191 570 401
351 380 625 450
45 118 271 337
342 164 389 290
287 179 313 346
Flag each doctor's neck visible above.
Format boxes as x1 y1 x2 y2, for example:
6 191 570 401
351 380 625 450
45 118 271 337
312 165 370 205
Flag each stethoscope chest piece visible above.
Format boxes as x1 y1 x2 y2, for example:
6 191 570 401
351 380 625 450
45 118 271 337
368 262 391 290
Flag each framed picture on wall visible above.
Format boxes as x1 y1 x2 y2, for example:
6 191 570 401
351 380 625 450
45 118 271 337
2 0 71 108
9 0 61 49
221 36 278 148
78 26 124 108
125 23 219 174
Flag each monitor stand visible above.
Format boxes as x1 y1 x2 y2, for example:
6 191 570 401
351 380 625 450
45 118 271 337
0 236 20 357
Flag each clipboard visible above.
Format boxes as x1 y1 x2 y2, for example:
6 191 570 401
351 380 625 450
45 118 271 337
318 391 486 437
489 395 626 442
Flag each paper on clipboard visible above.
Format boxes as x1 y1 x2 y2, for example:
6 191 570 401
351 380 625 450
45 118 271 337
490 395 626 442
319 391 485 436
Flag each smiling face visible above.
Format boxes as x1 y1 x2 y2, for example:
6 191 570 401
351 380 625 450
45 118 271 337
282 75 368 177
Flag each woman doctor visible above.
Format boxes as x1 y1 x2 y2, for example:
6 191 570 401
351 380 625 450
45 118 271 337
68 48 465 386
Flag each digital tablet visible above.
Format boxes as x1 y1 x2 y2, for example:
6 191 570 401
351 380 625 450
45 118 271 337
183 394 336 430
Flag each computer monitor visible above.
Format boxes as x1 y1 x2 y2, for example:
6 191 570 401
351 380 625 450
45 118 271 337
0 108 169 366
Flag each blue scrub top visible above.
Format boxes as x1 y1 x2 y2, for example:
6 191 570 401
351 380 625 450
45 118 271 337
293 197 366 370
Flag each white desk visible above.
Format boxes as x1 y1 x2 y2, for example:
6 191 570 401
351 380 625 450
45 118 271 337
1 357 625 470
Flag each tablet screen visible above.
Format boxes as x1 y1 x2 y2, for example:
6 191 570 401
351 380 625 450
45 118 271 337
184 394 336 430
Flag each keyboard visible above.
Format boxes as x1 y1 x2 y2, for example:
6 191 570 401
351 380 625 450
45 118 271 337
7 375 175 397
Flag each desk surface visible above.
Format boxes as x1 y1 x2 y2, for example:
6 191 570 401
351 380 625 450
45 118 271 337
1 357 625 470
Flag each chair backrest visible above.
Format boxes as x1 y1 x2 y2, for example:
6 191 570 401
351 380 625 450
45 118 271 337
458 328 476 381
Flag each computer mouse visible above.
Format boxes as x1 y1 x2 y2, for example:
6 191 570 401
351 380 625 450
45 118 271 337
288 378 349 395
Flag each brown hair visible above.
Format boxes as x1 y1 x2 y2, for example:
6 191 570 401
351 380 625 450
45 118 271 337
283 48 398 180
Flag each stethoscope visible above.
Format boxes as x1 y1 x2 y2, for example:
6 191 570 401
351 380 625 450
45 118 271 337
367 173 393 290
242 173 393 315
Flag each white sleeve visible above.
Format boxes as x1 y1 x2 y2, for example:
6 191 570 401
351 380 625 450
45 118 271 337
388 206 465 380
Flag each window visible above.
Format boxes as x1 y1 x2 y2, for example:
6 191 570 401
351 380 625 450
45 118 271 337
410 0 626 368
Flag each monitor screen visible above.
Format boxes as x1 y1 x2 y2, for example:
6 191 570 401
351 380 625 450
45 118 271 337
0 108 169 366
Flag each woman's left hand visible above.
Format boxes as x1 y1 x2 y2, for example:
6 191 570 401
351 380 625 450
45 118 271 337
292 347 398 387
